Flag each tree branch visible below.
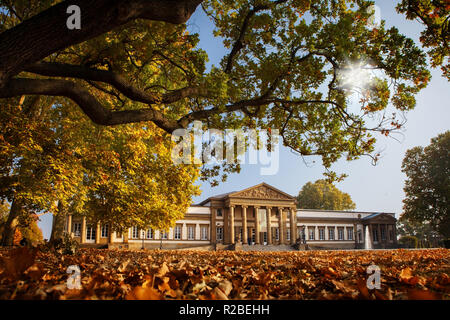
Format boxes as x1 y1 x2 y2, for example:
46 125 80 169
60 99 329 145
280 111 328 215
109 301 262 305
224 0 287 74
0 78 178 132
24 62 208 104
0 0 203 87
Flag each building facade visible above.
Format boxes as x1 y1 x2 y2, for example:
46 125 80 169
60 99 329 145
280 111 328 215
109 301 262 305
64 183 398 250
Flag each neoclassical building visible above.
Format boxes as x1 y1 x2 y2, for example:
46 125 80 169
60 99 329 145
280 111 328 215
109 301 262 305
64 183 398 250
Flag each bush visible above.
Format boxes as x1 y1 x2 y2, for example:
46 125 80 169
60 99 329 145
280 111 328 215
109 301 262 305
399 235 418 248
51 232 79 255
443 239 450 249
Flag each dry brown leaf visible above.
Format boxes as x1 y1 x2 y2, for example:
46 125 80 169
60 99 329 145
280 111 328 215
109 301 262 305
126 287 163 300
217 279 233 296
213 286 228 300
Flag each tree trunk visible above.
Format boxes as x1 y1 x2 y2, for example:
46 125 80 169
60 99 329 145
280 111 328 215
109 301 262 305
0 199 21 246
50 201 67 242
0 0 202 86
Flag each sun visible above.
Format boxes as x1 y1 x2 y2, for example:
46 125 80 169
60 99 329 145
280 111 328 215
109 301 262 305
337 61 374 93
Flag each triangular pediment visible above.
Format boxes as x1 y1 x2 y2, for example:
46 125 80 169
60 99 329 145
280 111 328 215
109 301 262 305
363 213 397 223
230 183 294 200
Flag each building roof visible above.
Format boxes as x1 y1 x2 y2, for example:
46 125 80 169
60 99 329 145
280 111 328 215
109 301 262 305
197 182 295 206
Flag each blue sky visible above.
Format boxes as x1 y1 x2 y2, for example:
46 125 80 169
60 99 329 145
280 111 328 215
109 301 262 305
38 1 450 239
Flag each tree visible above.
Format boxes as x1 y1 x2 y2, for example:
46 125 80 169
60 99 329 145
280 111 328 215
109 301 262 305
296 179 356 210
397 214 440 247
0 201 43 245
401 131 450 239
396 0 449 80
0 0 431 182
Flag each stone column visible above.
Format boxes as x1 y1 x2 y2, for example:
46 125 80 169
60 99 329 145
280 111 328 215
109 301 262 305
279 208 285 244
81 216 86 243
266 207 272 245
230 205 235 244
108 227 114 244
95 222 101 244
393 224 398 245
254 206 260 244
377 224 381 246
242 206 248 245
223 207 229 243
67 214 72 235
211 208 216 244
123 229 129 243
290 208 296 245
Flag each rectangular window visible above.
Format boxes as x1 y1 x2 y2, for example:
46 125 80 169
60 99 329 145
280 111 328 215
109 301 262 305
286 228 291 241
319 228 325 240
263 232 267 243
328 227 335 240
101 224 109 238
338 227 344 240
347 227 353 241
309 227 315 240
146 229 153 239
86 225 96 241
73 223 81 237
216 227 223 241
373 228 379 242
132 226 139 239
187 225 195 240
216 208 222 217
161 230 168 239
174 225 182 240
275 228 279 241
381 226 386 241
251 228 256 243
201 226 208 240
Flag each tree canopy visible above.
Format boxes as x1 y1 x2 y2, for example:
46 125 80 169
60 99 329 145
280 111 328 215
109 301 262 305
0 0 433 181
296 179 356 210
396 0 449 80
401 131 450 239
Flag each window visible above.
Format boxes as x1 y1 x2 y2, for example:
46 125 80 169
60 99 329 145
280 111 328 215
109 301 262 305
347 227 353 241
187 225 195 240
73 223 81 237
86 225 96 241
358 230 362 243
132 226 139 239
275 228 279 241
216 227 223 241
319 228 325 240
328 227 335 240
372 228 379 242
101 224 109 238
309 228 315 240
338 227 344 240
174 225 182 240
251 228 256 243
146 229 153 239
263 232 267 243
161 230 168 239
216 208 222 217
286 228 291 241
381 226 386 241
201 226 209 240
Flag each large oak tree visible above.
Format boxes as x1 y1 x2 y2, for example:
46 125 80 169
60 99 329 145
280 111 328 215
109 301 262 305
0 1 431 173
0 1 437 243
